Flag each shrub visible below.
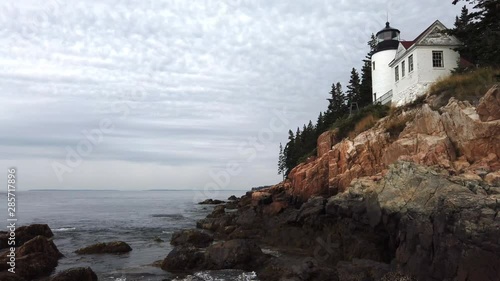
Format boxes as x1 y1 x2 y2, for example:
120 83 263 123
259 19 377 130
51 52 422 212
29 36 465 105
384 112 415 139
330 104 389 140
428 67 499 105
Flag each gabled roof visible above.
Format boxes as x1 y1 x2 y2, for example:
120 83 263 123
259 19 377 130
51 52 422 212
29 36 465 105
400 41 415 49
389 20 461 67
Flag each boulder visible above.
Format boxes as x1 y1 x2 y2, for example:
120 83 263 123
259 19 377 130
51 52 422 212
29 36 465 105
49 267 98 281
75 241 132 254
296 196 326 222
0 235 63 280
251 191 273 206
476 85 500 122
207 205 225 218
204 239 268 270
0 224 54 249
228 195 238 200
161 245 205 272
336 259 390 281
0 272 27 281
170 229 214 248
198 199 225 205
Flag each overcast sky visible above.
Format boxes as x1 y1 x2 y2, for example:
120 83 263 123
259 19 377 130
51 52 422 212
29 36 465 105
0 0 464 190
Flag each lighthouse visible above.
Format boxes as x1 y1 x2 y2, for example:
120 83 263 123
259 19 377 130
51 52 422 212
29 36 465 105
371 22 400 104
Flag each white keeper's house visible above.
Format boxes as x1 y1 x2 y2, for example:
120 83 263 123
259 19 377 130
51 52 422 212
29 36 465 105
372 20 463 106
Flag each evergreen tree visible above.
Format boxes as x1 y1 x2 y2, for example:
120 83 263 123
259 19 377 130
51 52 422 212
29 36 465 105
449 1 500 67
359 34 377 107
283 130 295 176
346 68 361 107
316 112 327 138
359 60 373 107
278 143 285 178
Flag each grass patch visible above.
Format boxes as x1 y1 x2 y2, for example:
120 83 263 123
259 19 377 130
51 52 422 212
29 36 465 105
384 113 414 139
348 114 379 139
331 104 389 140
428 67 499 106
298 148 317 164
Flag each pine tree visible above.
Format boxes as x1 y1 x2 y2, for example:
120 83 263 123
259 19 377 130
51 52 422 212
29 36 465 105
346 68 361 107
278 143 285 179
359 34 377 107
316 112 326 137
449 1 500 67
283 130 295 176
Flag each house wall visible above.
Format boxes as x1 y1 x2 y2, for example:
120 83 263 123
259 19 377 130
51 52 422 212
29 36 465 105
416 46 459 83
391 46 459 106
372 49 397 101
392 49 419 105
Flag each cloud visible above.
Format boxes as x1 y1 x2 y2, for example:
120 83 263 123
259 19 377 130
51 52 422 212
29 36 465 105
0 0 464 189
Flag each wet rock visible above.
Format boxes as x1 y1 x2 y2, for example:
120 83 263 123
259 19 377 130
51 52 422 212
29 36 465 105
204 239 268 270
296 196 326 222
251 191 273 206
0 235 63 280
207 205 225 218
198 199 225 205
75 241 132 254
171 229 214 248
49 267 98 281
336 259 390 281
228 195 238 200
0 272 27 281
0 224 54 249
161 245 205 272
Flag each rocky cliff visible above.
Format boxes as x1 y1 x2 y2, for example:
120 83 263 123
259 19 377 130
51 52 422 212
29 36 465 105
287 85 500 200
163 85 500 281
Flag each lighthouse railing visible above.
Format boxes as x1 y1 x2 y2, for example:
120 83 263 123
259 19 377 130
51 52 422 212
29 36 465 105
375 90 393 105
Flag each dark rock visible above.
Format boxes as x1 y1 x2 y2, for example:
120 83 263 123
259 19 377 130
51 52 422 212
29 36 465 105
225 201 238 210
49 267 98 281
228 195 238 200
235 208 258 227
297 196 326 222
0 272 27 281
198 199 225 205
204 239 268 270
161 245 205 272
75 241 132 254
17 235 62 259
336 259 390 281
0 224 54 249
171 229 214 248
153 236 164 243
207 205 225 218
0 235 63 280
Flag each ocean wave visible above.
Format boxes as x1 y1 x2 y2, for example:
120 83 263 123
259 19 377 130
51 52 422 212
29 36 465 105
54 227 76 232
172 270 258 281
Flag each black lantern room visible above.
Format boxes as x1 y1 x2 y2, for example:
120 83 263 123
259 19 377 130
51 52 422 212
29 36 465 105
374 22 400 53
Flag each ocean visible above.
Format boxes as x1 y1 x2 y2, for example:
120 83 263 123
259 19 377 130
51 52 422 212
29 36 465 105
0 190 259 281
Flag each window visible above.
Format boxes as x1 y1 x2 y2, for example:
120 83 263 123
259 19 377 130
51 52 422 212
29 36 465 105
409 55 414 72
401 61 405 77
395 66 399 82
432 51 444 68
372 61 376 70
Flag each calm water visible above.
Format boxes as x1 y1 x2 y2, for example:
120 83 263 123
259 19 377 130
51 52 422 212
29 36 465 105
0 190 259 281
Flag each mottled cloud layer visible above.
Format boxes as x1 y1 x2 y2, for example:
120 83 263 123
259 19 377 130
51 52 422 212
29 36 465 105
0 0 464 190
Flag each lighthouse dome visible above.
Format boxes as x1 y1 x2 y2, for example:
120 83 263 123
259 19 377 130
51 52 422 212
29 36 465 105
374 22 400 53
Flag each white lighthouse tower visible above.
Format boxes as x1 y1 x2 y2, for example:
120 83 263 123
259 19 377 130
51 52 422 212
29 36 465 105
372 22 400 104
